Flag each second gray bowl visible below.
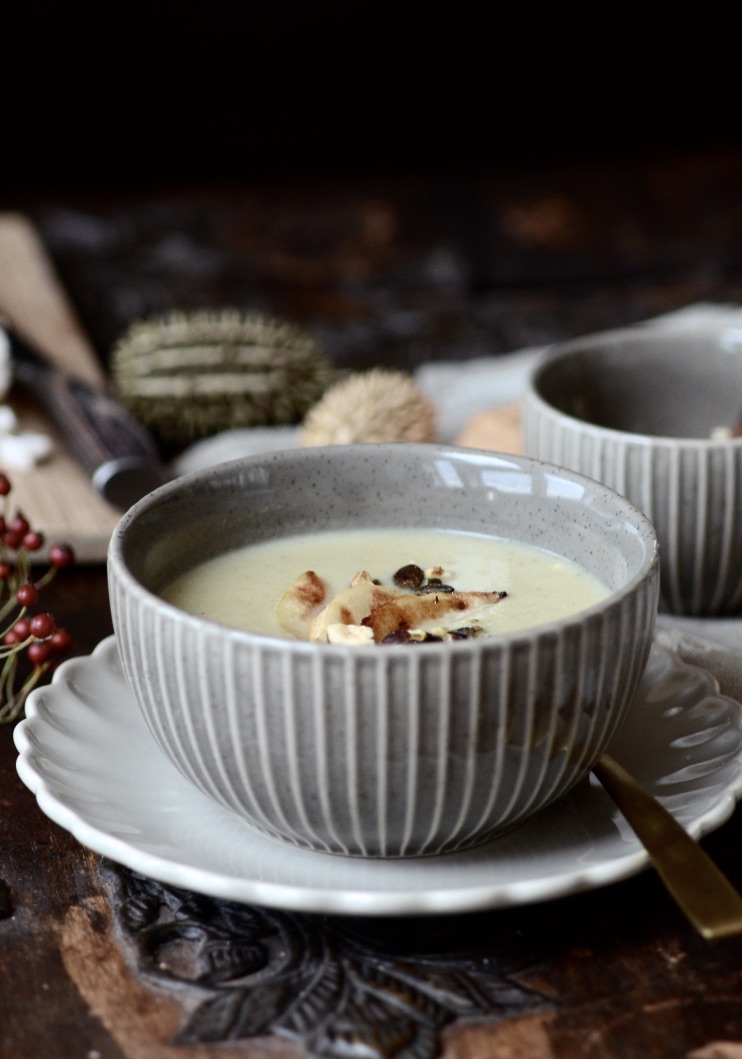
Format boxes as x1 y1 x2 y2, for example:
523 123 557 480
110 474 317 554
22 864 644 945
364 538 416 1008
522 321 742 615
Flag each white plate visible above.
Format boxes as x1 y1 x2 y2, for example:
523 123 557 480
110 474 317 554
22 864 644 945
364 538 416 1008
14 636 742 917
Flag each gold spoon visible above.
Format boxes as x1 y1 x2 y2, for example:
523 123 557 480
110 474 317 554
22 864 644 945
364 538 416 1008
592 754 742 940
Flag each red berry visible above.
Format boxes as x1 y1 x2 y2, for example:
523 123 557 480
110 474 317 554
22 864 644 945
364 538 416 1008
50 628 73 655
16 583 39 607
27 641 52 667
48 543 75 568
30 613 56 639
3 629 22 647
0 562 11 580
13 619 31 639
0 474 11 496
4 530 23 550
22 531 44 552
10 513 30 536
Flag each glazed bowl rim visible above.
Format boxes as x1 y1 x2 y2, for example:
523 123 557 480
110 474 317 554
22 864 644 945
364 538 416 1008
526 322 742 448
107 442 660 655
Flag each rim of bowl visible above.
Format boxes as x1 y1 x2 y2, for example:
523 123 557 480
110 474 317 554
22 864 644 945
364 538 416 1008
107 443 660 654
526 324 742 448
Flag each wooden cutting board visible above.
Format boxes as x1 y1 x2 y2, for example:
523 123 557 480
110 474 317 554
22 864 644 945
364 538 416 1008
0 213 123 562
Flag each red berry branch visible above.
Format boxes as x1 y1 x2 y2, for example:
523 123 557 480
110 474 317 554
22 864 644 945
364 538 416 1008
0 471 75 723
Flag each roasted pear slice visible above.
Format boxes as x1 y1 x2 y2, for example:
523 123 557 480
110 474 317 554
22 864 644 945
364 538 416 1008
276 570 330 639
309 571 403 642
364 590 507 641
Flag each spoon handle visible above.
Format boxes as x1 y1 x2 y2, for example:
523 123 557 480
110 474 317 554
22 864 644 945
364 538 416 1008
592 754 742 940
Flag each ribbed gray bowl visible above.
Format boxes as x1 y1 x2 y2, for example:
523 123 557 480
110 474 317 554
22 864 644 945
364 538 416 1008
522 323 742 616
108 444 659 858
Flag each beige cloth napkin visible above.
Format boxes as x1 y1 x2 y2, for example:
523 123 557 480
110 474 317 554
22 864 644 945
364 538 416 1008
655 617 742 704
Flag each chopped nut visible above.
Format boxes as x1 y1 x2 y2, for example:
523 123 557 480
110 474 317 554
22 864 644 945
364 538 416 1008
351 570 375 587
327 623 375 645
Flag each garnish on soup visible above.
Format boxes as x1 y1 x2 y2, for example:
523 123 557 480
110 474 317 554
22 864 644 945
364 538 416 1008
277 565 508 644
161 528 609 642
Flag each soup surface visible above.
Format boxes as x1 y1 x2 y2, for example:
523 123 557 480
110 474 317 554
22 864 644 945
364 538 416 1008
162 528 609 642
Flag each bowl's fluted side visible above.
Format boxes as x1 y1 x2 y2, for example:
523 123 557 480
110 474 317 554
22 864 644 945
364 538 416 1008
108 565 658 858
522 397 742 616
107 444 660 858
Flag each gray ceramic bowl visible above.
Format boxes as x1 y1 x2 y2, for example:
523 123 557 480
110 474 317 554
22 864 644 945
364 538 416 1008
522 321 742 616
107 443 659 858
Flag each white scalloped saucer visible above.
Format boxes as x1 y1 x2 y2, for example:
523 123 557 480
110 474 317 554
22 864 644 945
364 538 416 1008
14 636 742 917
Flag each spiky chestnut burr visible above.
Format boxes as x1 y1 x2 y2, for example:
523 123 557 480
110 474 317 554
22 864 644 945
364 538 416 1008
299 369 438 447
110 309 336 448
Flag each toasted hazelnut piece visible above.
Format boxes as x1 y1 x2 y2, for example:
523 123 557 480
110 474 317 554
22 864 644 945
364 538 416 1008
327 623 375 645
351 570 375 587
425 566 445 579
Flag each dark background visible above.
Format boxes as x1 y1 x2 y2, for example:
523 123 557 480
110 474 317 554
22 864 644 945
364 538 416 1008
2 2 739 200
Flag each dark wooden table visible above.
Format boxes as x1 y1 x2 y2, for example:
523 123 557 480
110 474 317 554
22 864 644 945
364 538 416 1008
2 148 742 1058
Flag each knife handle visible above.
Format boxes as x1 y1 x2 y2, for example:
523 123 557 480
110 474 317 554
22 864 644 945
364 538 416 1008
7 327 171 509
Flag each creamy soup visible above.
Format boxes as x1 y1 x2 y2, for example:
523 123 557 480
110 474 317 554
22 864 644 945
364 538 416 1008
162 528 610 642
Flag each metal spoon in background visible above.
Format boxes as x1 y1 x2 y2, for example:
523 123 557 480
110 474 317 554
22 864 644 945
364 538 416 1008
592 754 742 940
